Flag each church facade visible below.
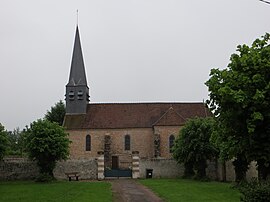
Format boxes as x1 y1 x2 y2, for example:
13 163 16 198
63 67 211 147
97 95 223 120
63 27 210 176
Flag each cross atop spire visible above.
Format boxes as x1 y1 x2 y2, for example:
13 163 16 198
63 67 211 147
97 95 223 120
67 26 88 86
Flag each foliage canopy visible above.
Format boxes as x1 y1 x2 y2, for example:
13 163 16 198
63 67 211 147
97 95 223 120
0 123 8 160
173 117 218 179
206 33 270 180
45 100 66 126
6 128 27 156
25 119 70 180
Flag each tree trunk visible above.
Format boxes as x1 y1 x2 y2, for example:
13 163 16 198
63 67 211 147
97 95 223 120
257 159 270 181
221 161 226 182
184 161 195 178
196 160 207 179
232 155 249 183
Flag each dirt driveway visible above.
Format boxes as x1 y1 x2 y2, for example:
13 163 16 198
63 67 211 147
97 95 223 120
110 179 164 202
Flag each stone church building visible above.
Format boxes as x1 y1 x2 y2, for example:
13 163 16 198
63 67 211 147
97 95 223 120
0 27 257 182
63 26 211 178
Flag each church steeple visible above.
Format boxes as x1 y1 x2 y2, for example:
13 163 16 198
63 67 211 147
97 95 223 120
68 26 87 86
66 26 89 114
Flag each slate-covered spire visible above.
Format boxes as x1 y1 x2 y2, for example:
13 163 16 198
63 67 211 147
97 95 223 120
68 26 88 86
66 26 89 114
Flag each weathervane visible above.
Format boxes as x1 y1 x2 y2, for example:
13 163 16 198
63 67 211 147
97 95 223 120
259 0 270 4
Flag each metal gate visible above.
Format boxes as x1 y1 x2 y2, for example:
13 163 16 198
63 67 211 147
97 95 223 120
104 169 132 178
104 155 132 178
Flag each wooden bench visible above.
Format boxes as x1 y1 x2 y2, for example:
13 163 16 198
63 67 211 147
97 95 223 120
65 172 79 181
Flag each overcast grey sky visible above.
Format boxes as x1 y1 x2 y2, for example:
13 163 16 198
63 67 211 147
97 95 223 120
0 0 270 130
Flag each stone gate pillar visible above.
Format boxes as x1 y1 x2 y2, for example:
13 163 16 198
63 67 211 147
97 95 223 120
132 151 140 179
97 151 104 180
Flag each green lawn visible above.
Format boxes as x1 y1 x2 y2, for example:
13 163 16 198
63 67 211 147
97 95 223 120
140 179 241 202
0 181 112 202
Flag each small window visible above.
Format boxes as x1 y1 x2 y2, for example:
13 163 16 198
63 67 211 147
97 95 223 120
69 91 75 100
78 91 83 100
169 135 175 153
125 135 130 150
86 135 91 151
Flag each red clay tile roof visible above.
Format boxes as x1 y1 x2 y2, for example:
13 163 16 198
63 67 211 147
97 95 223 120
63 102 211 129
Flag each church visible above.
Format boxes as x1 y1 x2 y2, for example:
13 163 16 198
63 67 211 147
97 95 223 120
63 26 210 178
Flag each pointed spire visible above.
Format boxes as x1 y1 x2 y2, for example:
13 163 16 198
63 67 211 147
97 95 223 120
67 26 88 86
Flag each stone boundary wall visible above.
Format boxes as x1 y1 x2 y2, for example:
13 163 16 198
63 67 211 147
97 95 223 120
139 158 258 181
0 158 98 180
139 158 184 178
0 157 258 181
54 159 97 180
0 158 39 180
223 160 258 181
139 158 218 180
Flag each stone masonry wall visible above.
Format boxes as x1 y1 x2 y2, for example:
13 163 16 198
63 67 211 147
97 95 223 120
140 159 219 180
54 159 97 180
140 158 184 178
0 158 97 180
68 128 155 167
0 157 259 181
0 158 39 180
140 158 258 181
221 160 258 181
153 126 182 159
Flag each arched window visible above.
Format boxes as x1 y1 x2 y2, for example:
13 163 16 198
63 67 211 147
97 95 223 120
169 135 175 153
86 135 91 151
125 135 130 150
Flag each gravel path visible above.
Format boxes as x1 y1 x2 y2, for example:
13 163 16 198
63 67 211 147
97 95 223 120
110 179 164 202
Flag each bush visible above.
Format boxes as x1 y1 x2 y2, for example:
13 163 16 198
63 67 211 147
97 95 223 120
237 179 270 202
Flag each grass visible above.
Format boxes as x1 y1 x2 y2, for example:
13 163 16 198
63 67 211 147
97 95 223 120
0 179 241 202
139 179 241 202
0 181 112 202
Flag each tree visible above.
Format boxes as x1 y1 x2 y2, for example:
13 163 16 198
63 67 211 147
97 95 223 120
25 119 70 181
173 117 218 179
0 123 8 160
206 33 270 180
45 100 66 126
210 122 250 182
6 127 26 156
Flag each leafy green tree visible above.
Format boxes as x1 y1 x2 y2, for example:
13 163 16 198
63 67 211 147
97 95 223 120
210 122 250 182
25 119 70 181
45 100 66 126
173 117 218 179
6 127 26 156
0 123 8 160
206 33 270 180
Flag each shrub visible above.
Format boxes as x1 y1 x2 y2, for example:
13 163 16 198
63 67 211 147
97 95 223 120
237 179 270 202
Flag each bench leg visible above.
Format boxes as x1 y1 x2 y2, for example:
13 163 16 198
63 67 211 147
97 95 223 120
69 177 71 181
76 176 79 181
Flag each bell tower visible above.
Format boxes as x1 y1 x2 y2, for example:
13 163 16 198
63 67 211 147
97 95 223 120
66 26 89 114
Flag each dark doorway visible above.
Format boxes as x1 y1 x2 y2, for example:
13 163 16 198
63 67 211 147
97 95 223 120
112 156 119 169
105 156 132 178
